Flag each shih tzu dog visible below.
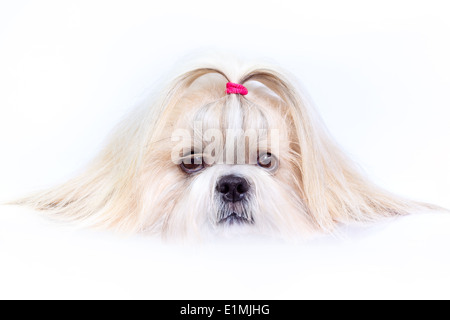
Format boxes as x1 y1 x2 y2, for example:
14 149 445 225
17 58 433 239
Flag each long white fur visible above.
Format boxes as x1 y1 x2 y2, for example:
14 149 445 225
16 56 433 240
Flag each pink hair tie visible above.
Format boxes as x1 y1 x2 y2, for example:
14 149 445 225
226 82 248 95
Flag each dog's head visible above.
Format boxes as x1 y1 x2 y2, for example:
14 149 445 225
151 74 311 237
22 60 415 239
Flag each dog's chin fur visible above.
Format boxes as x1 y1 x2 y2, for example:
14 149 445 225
15 56 434 241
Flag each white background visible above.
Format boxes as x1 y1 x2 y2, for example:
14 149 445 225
0 0 449 299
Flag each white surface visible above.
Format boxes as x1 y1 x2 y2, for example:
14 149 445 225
1 206 449 300
1 1 450 299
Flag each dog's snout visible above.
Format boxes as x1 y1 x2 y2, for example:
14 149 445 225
217 175 249 203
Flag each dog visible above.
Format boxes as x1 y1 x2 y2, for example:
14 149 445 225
17 58 433 239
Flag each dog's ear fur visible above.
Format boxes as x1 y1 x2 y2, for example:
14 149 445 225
240 67 430 231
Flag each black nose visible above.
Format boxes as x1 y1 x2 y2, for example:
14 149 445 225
217 175 249 203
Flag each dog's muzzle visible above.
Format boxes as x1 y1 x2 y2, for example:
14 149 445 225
216 175 253 225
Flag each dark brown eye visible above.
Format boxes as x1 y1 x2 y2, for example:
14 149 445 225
257 152 278 172
180 152 204 174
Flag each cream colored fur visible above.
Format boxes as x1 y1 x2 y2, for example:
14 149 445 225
16 57 432 240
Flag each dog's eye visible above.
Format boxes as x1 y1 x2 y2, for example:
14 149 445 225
257 152 278 172
180 153 204 174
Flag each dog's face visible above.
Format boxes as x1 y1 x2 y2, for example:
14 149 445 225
141 77 311 237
